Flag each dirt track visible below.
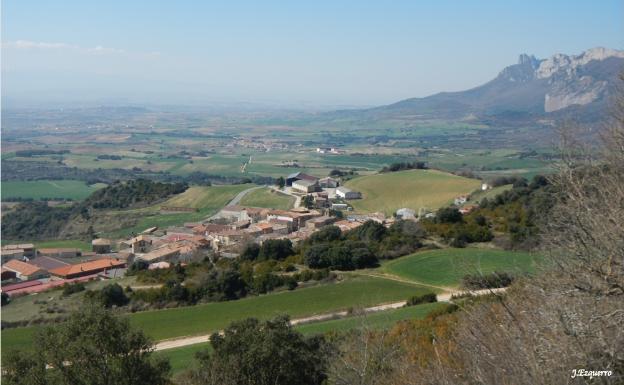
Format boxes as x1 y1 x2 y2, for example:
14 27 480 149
153 287 506 352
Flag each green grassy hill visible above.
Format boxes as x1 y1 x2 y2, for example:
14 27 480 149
104 184 251 237
0 275 433 356
239 187 295 209
344 169 481 215
383 248 541 288
156 301 444 374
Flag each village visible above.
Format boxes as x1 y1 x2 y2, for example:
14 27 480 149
1 172 412 296
1 169 493 300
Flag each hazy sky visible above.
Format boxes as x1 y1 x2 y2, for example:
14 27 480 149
2 0 623 107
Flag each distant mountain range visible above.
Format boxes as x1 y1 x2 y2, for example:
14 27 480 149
333 47 624 127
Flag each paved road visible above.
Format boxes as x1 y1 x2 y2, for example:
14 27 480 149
275 187 302 208
152 287 506 352
206 185 265 220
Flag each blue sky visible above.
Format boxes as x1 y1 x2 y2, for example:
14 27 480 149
2 0 623 107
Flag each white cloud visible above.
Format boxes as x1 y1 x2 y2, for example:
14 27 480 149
3 40 127 56
5 40 77 50
86 45 125 55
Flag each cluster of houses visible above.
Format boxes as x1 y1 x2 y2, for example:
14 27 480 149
286 172 361 208
1 242 127 296
0 202 385 298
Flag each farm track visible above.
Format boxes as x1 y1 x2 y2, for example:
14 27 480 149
349 271 453 292
152 278 505 353
207 185 265 220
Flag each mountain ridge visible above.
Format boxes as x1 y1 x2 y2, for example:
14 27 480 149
336 47 624 127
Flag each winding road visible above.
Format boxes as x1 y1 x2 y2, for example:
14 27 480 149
206 185 265 220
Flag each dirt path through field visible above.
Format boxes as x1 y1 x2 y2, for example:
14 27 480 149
152 287 506 352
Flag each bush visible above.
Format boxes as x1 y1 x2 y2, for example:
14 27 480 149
258 239 293 261
436 207 463 224
462 271 515 289
62 282 86 296
240 243 260 261
86 283 130 308
405 292 438 306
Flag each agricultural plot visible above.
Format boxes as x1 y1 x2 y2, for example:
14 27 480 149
156 301 444 374
1 180 106 200
239 187 295 209
104 184 251 237
383 248 541 288
0 275 434 356
345 169 481 215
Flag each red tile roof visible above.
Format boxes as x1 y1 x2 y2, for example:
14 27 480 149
49 258 126 278
2 259 44 276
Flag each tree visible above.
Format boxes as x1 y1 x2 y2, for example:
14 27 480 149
302 194 315 209
240 242 260 261
350 220 386 242
182 316 328 385
87 283 129 308
309 225 342 243
2 304 170 385
276 176 285 189
435 207 463 224
258 239 293 261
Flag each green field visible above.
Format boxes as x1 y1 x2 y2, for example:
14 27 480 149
155 343 212 374
104 184 251 237
239 187 295 209
383 248 540 288
345 169 481 215
295 301 442 335
1 180 106 200
1 275 434 355
156 302 443 374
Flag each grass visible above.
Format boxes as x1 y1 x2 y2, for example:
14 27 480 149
1 180 106 201
383 248 541 288
295 301 443 335
104 184 251 237
469 184 513 203
155 302 443 374
239 187 295 210
344 169 481 215
155 343 212 374
1 275 434 356
1 276 137 324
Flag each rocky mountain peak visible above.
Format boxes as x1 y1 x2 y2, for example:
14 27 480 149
518 53 539 68
536 47 624 79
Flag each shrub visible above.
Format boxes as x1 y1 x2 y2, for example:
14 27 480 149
462 271 515 289
62 282 86 296
405 292 438 306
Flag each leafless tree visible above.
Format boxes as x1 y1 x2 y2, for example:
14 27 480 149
329 75 624 385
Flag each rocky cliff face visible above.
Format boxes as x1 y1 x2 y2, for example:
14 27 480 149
533 48 624 112
493 48 624 112
370 47 624 119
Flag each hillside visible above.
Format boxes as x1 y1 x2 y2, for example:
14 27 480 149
344 169 480 215
327 47 624 127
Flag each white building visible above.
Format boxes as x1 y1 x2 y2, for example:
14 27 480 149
396 208 416 220
454 195 469 205
336 187 361 200
292 179 319 193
